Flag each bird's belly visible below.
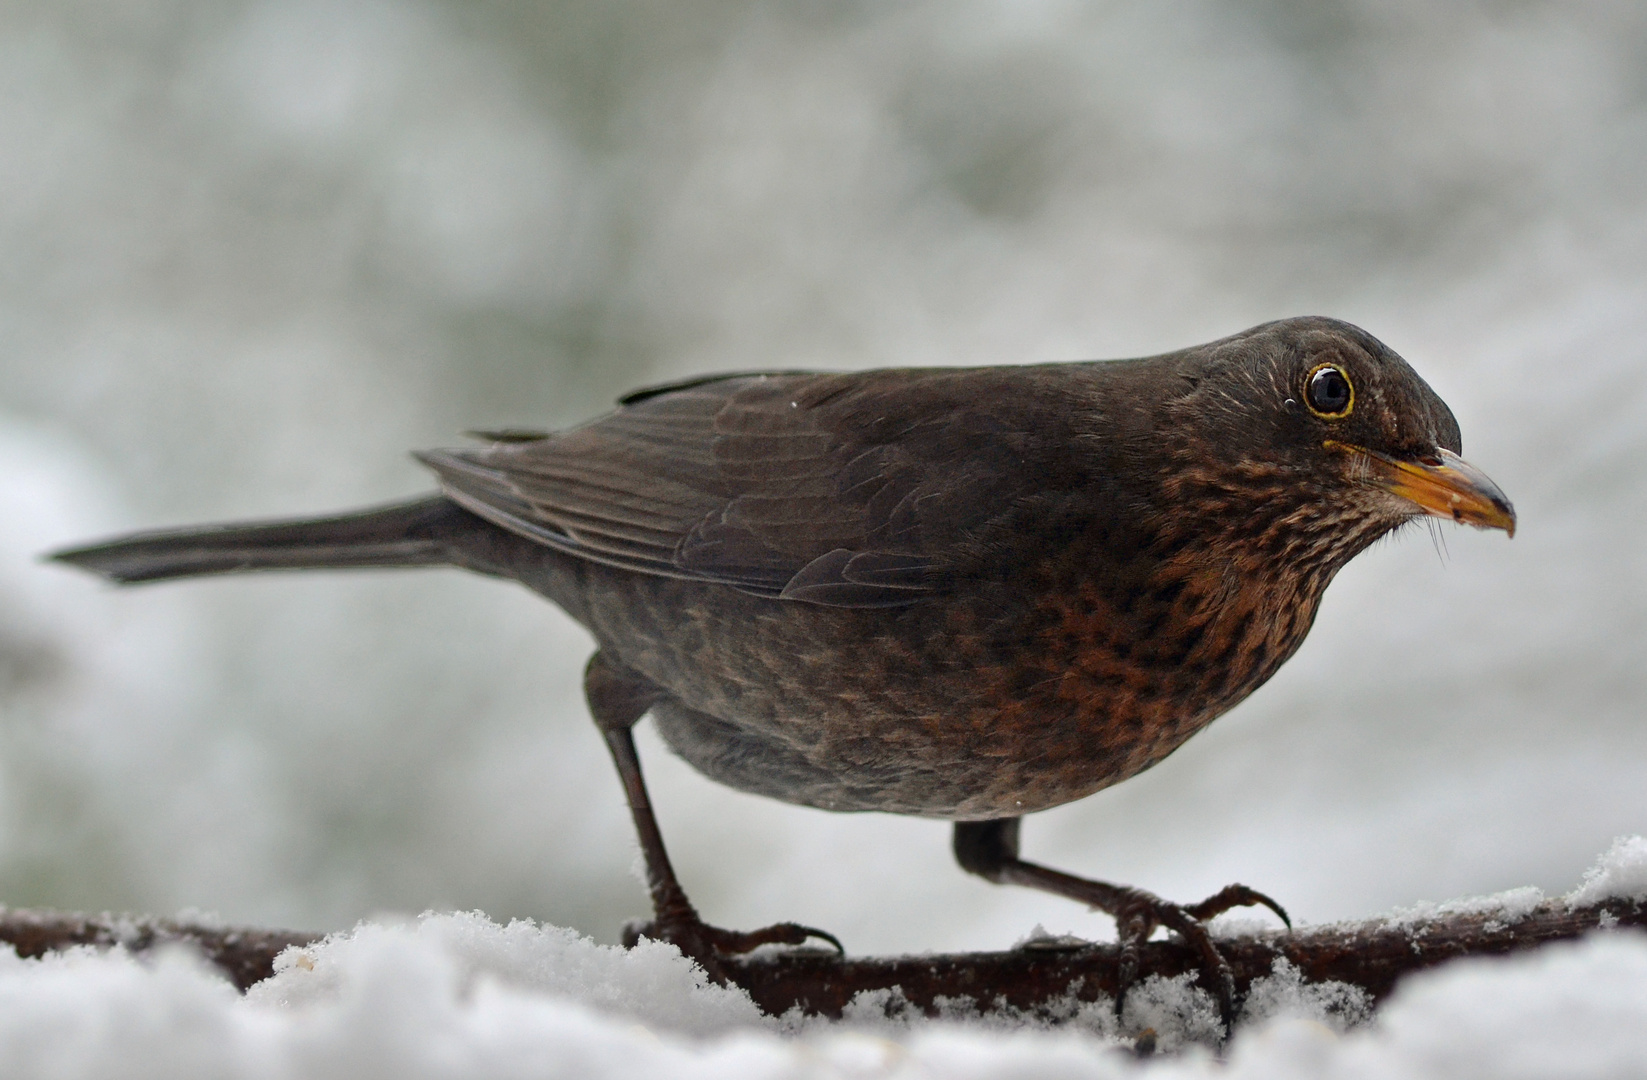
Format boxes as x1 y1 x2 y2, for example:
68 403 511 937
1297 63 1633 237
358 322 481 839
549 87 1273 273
646 690 1205 819
580 570 1296 820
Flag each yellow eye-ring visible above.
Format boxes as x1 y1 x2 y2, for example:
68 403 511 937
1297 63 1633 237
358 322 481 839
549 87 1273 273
1304 364 1354 418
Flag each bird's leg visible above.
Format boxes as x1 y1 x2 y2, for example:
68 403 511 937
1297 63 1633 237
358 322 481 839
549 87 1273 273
583 652 842 982
953 818 1289 1031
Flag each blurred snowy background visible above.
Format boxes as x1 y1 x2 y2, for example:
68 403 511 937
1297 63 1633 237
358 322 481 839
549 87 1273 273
0 0 1643 955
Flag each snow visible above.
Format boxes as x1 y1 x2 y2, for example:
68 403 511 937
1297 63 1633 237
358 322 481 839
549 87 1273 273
254 912 767 1037
1568 837 1647 909
0 842 1640 1078
1381 885 1547 930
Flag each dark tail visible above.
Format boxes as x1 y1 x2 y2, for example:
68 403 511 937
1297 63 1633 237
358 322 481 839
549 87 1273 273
49 496 477 584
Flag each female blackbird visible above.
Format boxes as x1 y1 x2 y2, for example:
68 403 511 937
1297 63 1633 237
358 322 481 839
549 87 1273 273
52 316 1514 1022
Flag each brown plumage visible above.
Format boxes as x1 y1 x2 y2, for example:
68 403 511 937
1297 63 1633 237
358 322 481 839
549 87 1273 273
51 316 1515 1028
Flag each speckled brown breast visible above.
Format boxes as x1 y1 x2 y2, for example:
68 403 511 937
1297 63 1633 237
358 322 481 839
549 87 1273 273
568 472 1380 821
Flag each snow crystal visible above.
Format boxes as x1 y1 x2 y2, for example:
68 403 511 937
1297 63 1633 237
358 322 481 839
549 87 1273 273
1238 959 1371 1033
1380 884 1546 929
1117 972 1223 1053
1567 836 1647 908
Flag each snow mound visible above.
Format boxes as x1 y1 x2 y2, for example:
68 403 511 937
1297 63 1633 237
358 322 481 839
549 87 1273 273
250 911 768 1037
1568 836 1647 908
1224 934 1647 1080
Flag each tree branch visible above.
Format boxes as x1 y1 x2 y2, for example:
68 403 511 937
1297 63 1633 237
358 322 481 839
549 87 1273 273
0 907 315 991
722 894 1646 1018
0 894 1638 1014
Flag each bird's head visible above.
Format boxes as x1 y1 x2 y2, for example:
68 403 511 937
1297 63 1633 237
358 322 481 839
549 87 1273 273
1168 317 1516 543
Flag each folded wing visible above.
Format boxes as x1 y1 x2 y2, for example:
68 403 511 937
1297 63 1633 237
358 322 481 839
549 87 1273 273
418 367 1089 608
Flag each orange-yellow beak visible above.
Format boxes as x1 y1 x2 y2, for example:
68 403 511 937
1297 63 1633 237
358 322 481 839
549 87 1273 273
1328 442 1517 537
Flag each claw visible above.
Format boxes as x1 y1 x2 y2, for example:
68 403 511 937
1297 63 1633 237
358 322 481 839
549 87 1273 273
622 914 845 984
1108 882 1289 1038
1143 898 1238 1033
1184 883 1292 929
786 924 846 954
1110 902 1154 1017
705 920 844 955
961 818 1287 1043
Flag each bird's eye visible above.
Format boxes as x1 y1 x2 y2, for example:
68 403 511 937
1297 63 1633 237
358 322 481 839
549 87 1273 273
1305 364 1354 417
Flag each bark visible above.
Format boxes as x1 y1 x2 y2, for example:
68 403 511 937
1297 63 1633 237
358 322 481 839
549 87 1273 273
0 894 1639 1015
0 907 314 991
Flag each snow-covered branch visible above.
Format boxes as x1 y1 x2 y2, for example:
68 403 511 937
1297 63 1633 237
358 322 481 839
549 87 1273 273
0 908 313 992
719 890 1645 1018
2 879 1641 1017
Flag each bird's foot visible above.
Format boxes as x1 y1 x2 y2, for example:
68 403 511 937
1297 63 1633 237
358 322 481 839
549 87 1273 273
622 912 843 984
1111 883 1290 1035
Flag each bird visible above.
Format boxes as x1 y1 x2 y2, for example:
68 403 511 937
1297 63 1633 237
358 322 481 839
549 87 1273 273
51 316 1515 1025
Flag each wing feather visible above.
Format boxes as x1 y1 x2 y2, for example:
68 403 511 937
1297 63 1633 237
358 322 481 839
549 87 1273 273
421 368 1098 606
